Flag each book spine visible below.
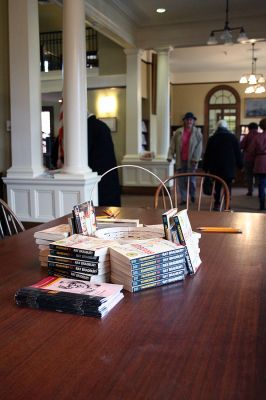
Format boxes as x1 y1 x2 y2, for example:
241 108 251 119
173 215 186 245
132 267 184 284
48 255 98 268
48 269 107 282
130 257 185 276
129 248 184 265
48 262 100 275
49 244 95 257
72 208 81 234
162 214 169 239
173 215 194 274
129 249 185 269
132 273 185 292
49 248 99 261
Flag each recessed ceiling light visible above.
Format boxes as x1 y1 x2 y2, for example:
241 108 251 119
156 8 166 14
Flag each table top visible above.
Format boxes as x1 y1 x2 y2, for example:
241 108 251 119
0 208 265 400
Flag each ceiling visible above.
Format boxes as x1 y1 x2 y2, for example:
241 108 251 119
41 0 266 84
86 0 266 83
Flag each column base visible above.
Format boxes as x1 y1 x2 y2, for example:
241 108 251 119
121 157 174 187
3 172 99 223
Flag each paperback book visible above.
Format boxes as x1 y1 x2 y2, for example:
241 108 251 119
49 234 116 257
34 224 70 241
47 261 110 275
72 201 97 235
173 209 202 274
15 276 123 318
48 269 110 283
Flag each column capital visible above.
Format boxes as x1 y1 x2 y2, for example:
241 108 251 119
154 46 172 55
124 48 143 57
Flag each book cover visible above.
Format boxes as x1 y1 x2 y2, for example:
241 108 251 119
49 234 115 257
162 208 178 239
19 276 123 301
173 209 201 274
72 201 97 236
109 238 184 262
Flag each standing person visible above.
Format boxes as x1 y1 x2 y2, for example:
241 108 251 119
248 118 266 211
167 112 202 205
203 120 243 210
87 113 121 206
240 122 259 196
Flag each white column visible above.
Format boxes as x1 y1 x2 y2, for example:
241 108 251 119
123 48 143 160
4 0 99 222
156 48 170 160
61 0 91 176
7 0 44 178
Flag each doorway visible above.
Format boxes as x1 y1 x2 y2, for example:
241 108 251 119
204 85 240 148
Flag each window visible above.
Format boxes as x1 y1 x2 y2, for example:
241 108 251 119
204 85 240 147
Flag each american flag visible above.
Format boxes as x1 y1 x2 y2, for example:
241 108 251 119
57 100 64 167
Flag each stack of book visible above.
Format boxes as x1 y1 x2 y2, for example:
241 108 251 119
47 234 116 284
15 276 124 318
33 224 71 268
96 218 141 229
109 238 186 292
162 209 202 274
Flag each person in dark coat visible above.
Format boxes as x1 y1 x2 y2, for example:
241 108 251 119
87 114 121 206
203 120 243 209
248 118 266 211
240 122 259 196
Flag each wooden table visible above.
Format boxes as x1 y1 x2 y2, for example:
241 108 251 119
0 208 265 400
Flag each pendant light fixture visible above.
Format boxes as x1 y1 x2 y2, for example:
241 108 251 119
239 42 265 94
207 0 248 45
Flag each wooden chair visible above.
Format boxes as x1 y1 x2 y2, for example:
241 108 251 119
154 172 230 211
0 199 25 239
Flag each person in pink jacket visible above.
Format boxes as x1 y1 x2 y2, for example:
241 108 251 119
249 118 266 210
240 122 259 196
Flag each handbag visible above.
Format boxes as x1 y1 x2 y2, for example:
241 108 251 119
203 176 213 196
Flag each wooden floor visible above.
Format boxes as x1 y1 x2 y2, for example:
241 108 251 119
122 186 264 213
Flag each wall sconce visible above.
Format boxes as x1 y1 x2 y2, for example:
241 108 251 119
98 95 117 116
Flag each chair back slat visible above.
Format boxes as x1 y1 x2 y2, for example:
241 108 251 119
0 199 25 239
154 172 230 212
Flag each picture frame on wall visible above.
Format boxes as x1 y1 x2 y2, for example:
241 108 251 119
245 98 266 118
99 117 117 132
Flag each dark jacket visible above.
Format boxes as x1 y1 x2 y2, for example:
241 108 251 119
248 132 266 174
240 129 259 162
88 115 121 206
203 127 243 179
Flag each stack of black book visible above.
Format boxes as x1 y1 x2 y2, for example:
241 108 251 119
33 224 71 268
15 276 124 318
47 234 117 284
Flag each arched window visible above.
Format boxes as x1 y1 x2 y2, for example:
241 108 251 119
204 85 240 146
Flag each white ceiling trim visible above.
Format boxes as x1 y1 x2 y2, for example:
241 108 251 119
85 0 136 48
